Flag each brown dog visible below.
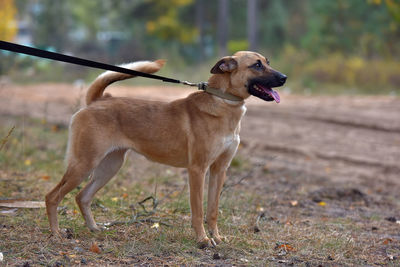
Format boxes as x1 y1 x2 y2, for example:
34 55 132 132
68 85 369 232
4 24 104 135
45 51 286 247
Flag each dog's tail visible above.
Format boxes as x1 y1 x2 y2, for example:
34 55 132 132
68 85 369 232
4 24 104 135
85 59 166 105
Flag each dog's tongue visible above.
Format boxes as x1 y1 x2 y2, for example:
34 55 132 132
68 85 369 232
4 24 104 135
269 89 280 103
259 85 280 103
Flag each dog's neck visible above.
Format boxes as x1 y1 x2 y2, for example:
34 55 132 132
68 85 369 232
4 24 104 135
207 75 247 104
203 85 243 102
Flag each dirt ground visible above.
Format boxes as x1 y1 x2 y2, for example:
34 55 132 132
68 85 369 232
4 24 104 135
1 82 399 265
1 82 399 183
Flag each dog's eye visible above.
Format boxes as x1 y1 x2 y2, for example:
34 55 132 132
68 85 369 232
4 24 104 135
251 60 264 71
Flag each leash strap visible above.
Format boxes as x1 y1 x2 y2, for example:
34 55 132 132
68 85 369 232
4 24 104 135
0 40 181 84
0 40 243 101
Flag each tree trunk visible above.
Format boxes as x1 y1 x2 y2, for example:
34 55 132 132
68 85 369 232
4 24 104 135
217 0 229 57
247 0 258 51
195 0 205 61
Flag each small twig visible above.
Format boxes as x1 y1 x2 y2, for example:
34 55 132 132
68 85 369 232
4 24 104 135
137 195 158 214
105 195 164 228
0 126 15 151
220 163 263 196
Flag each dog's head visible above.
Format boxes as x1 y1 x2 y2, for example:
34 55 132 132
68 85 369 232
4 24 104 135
209 51 287 103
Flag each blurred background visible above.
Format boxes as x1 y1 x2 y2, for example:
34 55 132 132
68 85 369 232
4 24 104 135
1 2 400 265
1 0 399 95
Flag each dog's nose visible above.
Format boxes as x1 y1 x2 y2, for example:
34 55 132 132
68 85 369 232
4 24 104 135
279 74 287 84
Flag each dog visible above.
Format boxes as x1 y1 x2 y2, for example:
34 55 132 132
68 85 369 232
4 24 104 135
45 51 286 248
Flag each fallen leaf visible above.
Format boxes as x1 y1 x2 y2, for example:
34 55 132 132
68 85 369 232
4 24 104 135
41 175 50 181
290 200 298 206
276 243 296 251
383 238 393 245
24 159 31 166
318 201 327 206
122 193 128 199
111 197 118 202
0 200 45 208
90 242 101 254
73 209 78 215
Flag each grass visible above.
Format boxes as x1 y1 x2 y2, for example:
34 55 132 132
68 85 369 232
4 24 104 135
1 115 399 266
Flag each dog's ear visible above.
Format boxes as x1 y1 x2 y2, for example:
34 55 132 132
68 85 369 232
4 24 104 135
210 56 238 74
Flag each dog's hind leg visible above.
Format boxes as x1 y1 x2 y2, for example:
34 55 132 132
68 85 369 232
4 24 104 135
45 160 95 234
75 149 127 231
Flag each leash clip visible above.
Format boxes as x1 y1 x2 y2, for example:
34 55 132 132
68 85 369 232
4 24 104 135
181 81 198 87
181 81 208 91
197 82 208 91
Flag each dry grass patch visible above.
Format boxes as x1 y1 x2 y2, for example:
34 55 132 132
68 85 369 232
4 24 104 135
1 115 399 266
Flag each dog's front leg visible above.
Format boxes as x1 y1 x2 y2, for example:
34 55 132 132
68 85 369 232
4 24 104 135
188 167 211 248
206 165 226 244
206 142 239 244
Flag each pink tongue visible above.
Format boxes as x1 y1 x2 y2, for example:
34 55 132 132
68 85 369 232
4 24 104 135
270 89 280 103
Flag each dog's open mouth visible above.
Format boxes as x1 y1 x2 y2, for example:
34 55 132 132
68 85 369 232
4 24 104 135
248 83 280 103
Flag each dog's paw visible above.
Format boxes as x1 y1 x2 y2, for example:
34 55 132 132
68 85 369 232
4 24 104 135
212 235 226 244
197 237 217 249
48 230 63 240
89 224 107 232
208 229 226 244
49 228 73 240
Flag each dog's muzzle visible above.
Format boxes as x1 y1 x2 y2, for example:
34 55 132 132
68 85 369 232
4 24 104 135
247 71 287 103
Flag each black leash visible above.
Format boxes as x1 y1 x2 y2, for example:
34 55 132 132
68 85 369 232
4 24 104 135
0 40 243 101
0 40 182 84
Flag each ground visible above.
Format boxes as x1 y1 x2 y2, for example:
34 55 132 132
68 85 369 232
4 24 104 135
0 83 399 266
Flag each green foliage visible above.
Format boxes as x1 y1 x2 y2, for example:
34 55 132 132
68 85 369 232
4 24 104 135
277 45 400 94
8 0 400 61
33 0 71 51
301 0 400 57
386 0 400 22
227 40 248 54
259 0 289 52
144 0 197 43
3 0 400 94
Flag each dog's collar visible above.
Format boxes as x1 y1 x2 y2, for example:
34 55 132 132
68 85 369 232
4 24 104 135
198 82 243 102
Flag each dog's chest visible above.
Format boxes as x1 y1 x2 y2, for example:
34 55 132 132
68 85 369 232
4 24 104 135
215 105 246 153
